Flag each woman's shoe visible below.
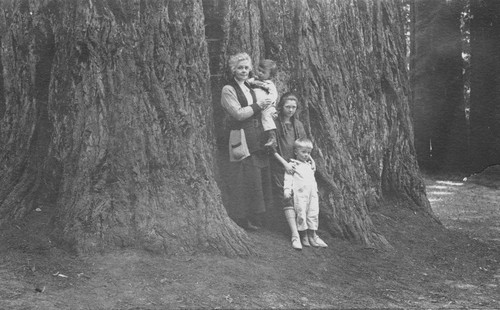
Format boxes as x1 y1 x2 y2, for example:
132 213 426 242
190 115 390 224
291 236 302 250
234 218 259 231
246 221 261 231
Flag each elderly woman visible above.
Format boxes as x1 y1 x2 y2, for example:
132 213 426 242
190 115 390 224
220 52 273 230
270 92 308 249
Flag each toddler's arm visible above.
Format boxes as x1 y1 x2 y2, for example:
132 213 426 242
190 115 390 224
266 80 278 105
248 78 270 91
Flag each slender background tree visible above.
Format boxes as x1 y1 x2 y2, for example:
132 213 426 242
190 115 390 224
469 0 500 172
411 0 466 173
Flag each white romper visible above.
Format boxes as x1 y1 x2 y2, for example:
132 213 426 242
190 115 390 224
283 159 319 231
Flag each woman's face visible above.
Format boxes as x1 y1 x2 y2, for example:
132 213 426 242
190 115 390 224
282 100 298 118
233 60 251 82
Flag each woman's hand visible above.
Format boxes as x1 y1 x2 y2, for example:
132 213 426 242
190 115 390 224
284 162 296 174
258 98 272 110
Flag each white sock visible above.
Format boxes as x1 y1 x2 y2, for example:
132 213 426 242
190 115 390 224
284 209 299 238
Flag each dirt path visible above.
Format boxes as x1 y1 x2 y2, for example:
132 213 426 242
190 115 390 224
1 171 500 309
425 173 500 245
423 171 500 307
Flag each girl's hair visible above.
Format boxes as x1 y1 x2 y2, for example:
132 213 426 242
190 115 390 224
294 137 313 150
277 92 300 112
228 52 252 75
258 59 278 78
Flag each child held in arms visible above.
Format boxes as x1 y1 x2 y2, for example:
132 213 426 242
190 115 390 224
284 138 328 249
248 59 278 147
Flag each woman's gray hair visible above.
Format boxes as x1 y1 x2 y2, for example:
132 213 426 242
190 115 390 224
228 52 252 75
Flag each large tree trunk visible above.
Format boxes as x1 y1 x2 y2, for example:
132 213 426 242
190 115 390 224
411 0 467 173
469 0 500 172
0 0 251 256
211 0 433 248
0 0 431 255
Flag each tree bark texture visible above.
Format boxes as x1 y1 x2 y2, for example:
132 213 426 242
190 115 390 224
0 0 431 254
0 0 252 256
411 0 467 173
469 0 500 172
209 0 433 248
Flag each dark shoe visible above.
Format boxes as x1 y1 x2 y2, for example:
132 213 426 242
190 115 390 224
235 217 260 231
246 222 261 231
301 235 310 247
233 218 247 229
250 212 267 228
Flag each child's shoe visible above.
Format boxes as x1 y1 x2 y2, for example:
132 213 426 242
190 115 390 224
301 235 310 247
291 236 302 250
309 234 328 247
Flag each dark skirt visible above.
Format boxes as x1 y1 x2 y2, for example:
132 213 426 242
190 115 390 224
270 157 293 211
226 151 272 220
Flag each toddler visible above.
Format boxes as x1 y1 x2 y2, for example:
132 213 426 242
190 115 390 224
248 59 278 147
283 138 327 249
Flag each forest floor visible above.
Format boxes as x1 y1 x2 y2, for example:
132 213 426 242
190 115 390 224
1 167 500 309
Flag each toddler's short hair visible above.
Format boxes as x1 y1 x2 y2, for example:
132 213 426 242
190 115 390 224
228 52 252 74
294 138 313 150
259 59 277 78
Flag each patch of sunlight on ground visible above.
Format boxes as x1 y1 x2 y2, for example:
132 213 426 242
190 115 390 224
427 185 450 190
436 181 464 186
428 191 454 195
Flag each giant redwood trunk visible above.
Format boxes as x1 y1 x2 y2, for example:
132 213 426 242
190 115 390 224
0 0 431 255
209 0 432 248
0 0 251 256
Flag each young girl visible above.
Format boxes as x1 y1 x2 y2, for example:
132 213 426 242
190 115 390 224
283 138 327 249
